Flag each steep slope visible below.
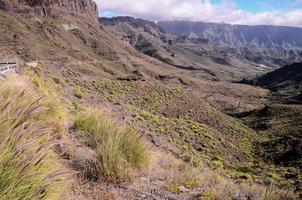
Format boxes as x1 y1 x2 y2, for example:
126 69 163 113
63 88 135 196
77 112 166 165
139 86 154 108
101 16 220 81
238 104 302 194
101 17 275 81
0 10 266 114
158 21 302 71
254 62 302 104
235 63 302 195
0 0 301 199
0 0 98 21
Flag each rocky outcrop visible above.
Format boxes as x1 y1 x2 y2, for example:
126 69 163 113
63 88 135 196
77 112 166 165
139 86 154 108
0 0 98 22
158 21 302 69
101 16 302 81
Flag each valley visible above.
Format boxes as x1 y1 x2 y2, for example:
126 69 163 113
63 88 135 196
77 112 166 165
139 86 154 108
0 0 301 199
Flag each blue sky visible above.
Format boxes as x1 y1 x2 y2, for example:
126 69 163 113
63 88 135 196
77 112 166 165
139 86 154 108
97 0 302 27
212 0 302 12
102 11 118 18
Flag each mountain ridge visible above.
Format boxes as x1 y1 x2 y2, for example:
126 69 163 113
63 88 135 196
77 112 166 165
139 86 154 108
0 0 98 21
252 62 302 104
100 17 276 81
0 1 302 198
157 21 302 49
157 20 302 69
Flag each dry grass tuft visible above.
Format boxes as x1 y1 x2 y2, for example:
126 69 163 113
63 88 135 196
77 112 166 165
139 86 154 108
72 109 149 181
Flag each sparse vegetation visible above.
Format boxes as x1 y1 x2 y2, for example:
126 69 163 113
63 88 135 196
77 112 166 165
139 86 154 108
167 164 201 194
262 185 296 200
0 3 301 198
73 109 149 181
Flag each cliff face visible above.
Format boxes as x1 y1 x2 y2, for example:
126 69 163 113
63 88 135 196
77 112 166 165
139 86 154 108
101 16 302 81
158 21 302 68
0 0 98 22
157 21 302 49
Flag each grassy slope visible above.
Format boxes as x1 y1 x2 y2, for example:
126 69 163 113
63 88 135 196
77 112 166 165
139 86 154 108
0 9 300 199
241 105 302 190
0 77 68 200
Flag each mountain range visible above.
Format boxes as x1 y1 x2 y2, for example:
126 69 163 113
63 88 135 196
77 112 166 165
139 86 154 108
158 21 302 67
102 17 302 81
0 0 301 199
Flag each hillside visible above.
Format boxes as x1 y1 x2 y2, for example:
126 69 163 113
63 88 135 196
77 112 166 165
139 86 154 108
254 62 302 104
236 62 302 196
102 16 279 81
0 0 301 199
158 21 302 71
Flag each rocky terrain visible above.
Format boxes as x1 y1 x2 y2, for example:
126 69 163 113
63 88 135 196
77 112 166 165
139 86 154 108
0 0 301 199
101 17 302 81
102 17 276 81
254 62 302 104
0 0 98 21
158 21 302 71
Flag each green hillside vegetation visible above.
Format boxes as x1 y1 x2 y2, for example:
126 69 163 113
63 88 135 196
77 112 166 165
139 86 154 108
73 110 149 181
0 2 301 199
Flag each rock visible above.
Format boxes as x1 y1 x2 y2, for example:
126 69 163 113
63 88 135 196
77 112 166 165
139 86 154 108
140 177 147 181
178 186 190 193
62 23 78 31
25 61 38 67
0 0 98 22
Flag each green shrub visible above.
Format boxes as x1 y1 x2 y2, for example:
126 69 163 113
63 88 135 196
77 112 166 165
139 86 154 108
226 169 252 181
75 87 84 99
0 85 64 200
168 164 201 194
73 110 149 181
52 76 63 85
211 160 224 169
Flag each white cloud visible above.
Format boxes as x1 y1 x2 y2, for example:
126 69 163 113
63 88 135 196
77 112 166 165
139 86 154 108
95 0 302 27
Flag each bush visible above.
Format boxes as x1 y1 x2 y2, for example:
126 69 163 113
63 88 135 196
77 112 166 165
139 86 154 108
0 84 64 200
75 88 84 99
168 164 201 194
73 110 149 181
211 160 224 169
262 185 296 200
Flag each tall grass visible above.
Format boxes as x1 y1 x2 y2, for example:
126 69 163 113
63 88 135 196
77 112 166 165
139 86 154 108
262 185 296 200
0 84 64 200
73 110 149 181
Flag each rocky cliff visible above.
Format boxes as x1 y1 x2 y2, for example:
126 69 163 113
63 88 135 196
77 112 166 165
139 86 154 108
102 16 298 81
158 21 302 68
0 0 98 22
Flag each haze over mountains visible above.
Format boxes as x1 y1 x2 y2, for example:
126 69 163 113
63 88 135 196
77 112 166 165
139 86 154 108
102 17 302 81
159 21 302 69
158 21 302 49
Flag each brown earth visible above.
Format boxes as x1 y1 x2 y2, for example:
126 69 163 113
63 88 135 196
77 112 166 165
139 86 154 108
0 0 301 199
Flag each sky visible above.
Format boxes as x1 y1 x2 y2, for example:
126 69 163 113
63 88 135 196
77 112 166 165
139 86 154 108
96 0 302 27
